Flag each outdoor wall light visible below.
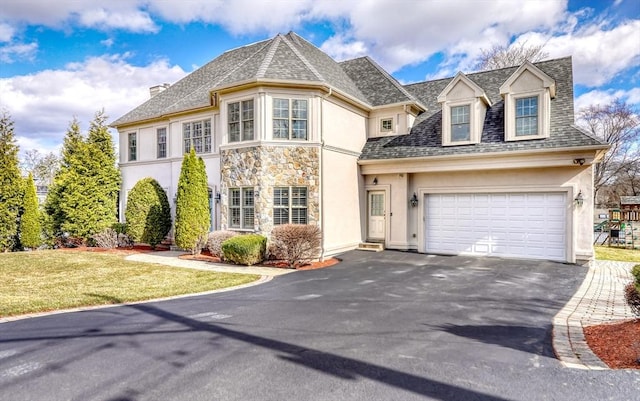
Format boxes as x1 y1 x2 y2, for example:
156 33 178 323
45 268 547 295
574 190 584 207
410 192 419 207
373 177 378 185
573 158 585 166
215 191 221 203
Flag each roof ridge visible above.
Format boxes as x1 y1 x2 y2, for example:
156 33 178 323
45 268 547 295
256 34 282 78
211 38 275 88
360 56 421 103
279 33 324 82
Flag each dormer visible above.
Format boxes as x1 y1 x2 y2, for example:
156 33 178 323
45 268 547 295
437 72 491 146
500 61 556 141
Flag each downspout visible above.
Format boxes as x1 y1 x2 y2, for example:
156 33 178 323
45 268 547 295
319 87 332 260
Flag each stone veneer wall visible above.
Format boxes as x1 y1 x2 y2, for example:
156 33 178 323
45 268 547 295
220 146 320 235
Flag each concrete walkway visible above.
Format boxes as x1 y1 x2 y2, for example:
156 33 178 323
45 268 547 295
125 251 296 276
553 260 637 369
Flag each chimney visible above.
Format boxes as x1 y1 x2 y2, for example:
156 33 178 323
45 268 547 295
150 83 170 98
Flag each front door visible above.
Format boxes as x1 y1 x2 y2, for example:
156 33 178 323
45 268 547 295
368 191 385 241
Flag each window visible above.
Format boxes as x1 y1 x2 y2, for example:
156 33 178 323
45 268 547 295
183 120 211 154
128 133 136 161
273 99 308 140
380 118 393 132
515 96 538 136
229 187 254 229
450 105 470 141
228 100 254 142
273 187 308 225
157 128 167 158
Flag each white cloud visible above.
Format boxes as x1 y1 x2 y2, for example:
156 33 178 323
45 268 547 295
0 42 37 63
0 54 186 152
575 88 640 112
516 19 640 87
1 0 157 32
0 22 15 42
315 0 567 72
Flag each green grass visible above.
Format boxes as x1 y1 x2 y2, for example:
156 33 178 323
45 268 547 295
595 246 640 262
0 250 260 318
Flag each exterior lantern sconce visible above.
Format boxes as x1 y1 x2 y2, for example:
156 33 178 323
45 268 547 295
573 158 585 166
373 177 378 185
215 191 221 204
410 192 419 208
574 190 584 207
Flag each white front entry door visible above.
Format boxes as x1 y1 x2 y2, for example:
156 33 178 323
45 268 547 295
368 191 385 241
425 192 567 261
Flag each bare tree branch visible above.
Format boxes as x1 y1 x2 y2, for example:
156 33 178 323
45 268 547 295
476 41 549 70
577 99 640 203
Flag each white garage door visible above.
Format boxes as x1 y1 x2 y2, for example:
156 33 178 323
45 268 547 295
425 193 567 261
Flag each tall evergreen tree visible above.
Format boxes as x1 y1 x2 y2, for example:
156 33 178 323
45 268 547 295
175 148 210 254
44 119 82 241
44 112 121 244
125 177 172 249
0 112 23 252
20 173 41 249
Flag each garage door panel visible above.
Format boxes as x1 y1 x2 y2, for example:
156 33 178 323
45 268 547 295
425 192 567 261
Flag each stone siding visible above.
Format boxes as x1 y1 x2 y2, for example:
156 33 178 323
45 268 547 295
220 146 320 235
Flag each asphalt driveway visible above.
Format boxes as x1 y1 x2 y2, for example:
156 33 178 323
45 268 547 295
1 250 638 401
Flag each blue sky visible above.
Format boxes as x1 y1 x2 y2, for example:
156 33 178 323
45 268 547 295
0 0 638 155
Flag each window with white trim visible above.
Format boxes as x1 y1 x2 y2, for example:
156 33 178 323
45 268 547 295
228 100 254 142
273 186 308 225
515 96 538 136
450 105 470 142
157 127 167 158
273 98 308 140
229 187 254 229
183 120 211 154
380 118 393 132
128 132 137 161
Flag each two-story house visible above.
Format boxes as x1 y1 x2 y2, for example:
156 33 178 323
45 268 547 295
112 31 608 264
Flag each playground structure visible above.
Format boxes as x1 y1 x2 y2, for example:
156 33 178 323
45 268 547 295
594 196 640 249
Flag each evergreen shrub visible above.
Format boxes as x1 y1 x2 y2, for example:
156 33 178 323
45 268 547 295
125 178 172 249
221 234 266 266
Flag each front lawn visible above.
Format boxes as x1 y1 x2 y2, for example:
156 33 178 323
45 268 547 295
0 250 260 318
595 246 640 262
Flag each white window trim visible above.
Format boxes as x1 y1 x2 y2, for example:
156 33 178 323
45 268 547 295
156 126 168 159
273 186 308 225
182 119 212 154
504 89 550 141
228 187 255 230
227 98 255 144
441 99 483 146
272 98 309 141
380 117 394 133
127 132 137 161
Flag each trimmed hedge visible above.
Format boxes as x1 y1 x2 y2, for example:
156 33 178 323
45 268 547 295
125 177 172 249
221 234 266 266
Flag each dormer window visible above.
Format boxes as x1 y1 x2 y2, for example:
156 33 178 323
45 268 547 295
516 96 538 136
380 118 393 132
437 72 491 146
451 105 470 141
500 62 555 141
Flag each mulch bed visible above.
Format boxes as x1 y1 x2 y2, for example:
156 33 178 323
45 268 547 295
584 319 640 369
178 250 340 270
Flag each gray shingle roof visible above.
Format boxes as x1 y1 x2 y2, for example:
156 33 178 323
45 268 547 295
360 57 608 160
340 57 422 107
112 32 368 126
